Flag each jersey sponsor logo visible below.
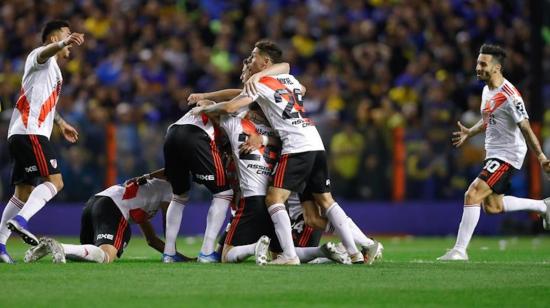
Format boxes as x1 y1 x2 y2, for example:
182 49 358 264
245 163 272 175
97 233 114 240
50 159 57 168
195 174 215 181
25 165 38 173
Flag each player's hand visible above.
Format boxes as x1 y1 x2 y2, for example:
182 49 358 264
187 93 205 105
196 99 215 107
239 134 262 155
190 106 204 115
244 73 261 97
452 121 470 148
59 122 79 143
124 174 149 186
540 159 550 174
63 33 85 47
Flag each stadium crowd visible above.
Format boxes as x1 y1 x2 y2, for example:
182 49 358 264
0 0 548 202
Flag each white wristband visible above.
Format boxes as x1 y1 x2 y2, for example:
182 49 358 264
261 135 269 146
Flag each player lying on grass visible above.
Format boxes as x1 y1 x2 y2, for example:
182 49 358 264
24 173 193 263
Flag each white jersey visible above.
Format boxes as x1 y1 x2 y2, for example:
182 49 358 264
250 74 325 154
481 79 528 169
169 111 216 140
8 47 63 139
219 114 279 198
95 178 172 224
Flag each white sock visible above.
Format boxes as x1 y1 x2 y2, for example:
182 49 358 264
347 217 375 247
225 244 255 262
502 196 546 213
325 203 358 255
163 195 186 255
62 244 106 263
18 182 57 221
295 247 323 262
454 205 480 253
0 196 24 244
200 190 231 255
268 203 297 258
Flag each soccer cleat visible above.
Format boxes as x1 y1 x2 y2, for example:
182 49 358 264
24 238 50 263
43 237 66 264
197 251 221 263
543 198 550 230
161 253 196 263
350 252 365 264
268 254 300 265
437 249 468 261
0 244 15 264
362 241 384 265
321 242 351 265
254 235 271 266
7 215 39 246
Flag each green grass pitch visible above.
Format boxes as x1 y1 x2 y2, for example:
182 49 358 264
1 236 549 307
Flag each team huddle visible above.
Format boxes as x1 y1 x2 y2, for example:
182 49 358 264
1 21 549 265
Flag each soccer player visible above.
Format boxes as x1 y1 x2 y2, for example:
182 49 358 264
194 40 371 264
24 175 192 263
0 20 84 263
438 44 550 261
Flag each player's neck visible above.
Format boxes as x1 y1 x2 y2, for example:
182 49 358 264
486 74 504 90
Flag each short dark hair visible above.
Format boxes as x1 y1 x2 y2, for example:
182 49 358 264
41 20 70 43
255 40 283 64
479 44 506 66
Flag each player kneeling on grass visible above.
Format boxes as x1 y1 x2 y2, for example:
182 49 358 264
24 173 192 263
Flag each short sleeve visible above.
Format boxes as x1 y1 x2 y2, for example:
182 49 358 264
506 95 529 123
28 47 52 71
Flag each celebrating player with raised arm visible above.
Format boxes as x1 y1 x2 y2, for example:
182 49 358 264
0 20 85 263
438 44 550 261
193 40 374 264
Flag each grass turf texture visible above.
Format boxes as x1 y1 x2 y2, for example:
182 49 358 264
1 236 549 307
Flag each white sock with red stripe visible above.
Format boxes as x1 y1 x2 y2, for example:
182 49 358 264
347 217 375 247
502 196 546 213
268 203 297 259
164 195 186 256
62 244 106 263
225 244 255 262
453 205 480 253
0 196 24 244
325 203 359 255
201 189 232 255
295 247 323 262
18 182 57 221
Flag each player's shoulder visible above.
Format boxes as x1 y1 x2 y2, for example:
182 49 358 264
500 79 521 99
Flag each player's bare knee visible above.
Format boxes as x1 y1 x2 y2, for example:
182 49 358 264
47 174 64 191
482 200 503 215
464 189 482 205
312 193 335 209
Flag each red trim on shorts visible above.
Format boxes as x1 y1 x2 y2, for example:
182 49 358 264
210 140 225 187
29 135 49 177
299 225 313 247
225 198 245 245
113 217 128 250
487 164 510 187
274 154 288 188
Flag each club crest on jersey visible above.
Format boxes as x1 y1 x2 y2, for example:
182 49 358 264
50 159 57 168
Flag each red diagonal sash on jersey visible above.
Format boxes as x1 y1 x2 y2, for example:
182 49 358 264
122 182 139 200
38 87 59 127
15 89 31 128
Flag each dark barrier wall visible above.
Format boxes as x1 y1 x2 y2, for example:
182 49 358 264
1 202 535 237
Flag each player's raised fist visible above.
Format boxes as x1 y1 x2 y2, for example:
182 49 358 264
63 33 85 46
188 93 205 105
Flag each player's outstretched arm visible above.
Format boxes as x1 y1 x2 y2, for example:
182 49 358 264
192 95 254 117
518 119 550 173
244 62 290 96
452 119 484 148
188 89 242 105
54 112 78 143
38 32 85 64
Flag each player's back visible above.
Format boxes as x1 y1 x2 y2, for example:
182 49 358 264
252 74 324 155
481 79 528 169
169 110 216 141
96 179 172 223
